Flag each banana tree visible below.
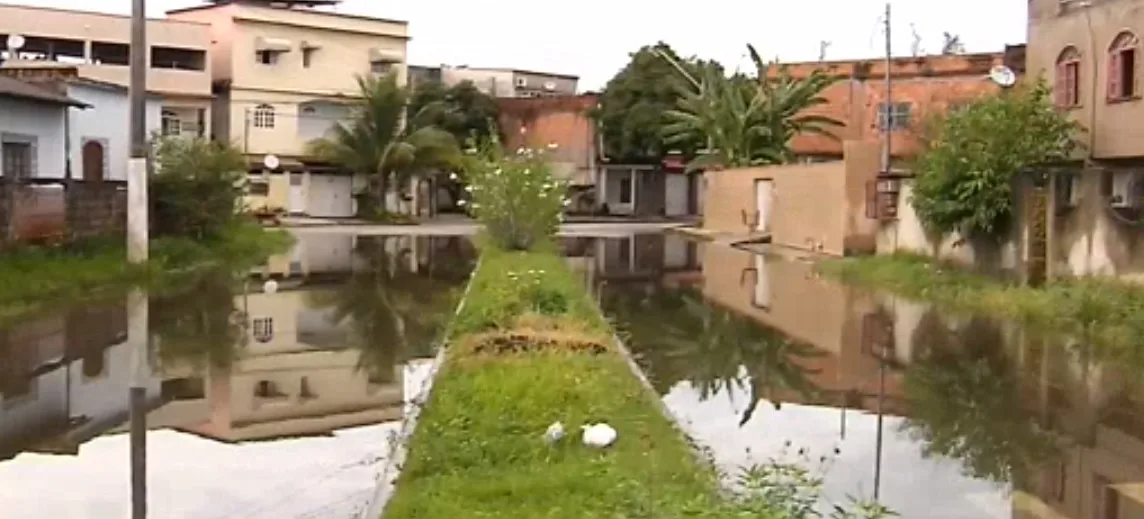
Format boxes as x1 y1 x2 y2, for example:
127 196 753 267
659 44 844 171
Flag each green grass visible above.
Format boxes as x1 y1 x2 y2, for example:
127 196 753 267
818 253 1144 348
0 221 292 322
383 246 740 518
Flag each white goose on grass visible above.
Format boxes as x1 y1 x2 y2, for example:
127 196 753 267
580 423 618 448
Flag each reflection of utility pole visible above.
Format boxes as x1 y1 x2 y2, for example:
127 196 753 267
873 353 886 500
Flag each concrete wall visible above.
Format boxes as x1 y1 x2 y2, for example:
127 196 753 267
66 83 162 182
702 141 880 255
875 179 1026 275
1050 172 1144 282
0 97 66 179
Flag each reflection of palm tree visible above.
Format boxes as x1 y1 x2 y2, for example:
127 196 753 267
901 310 1058 486
605 285 823 426
151 270 245 371
306 236 469 383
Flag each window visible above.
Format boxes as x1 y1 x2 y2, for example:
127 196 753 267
1 139 34 179
1108 31 1139 101
1055 46 1081 107
876 102 911 130
252 104 275 129
256 50 278 65
302 48 315 68
619 172 633 204
371 61 394 76
161 110 182 136
248 181 270 196
252 317 274 343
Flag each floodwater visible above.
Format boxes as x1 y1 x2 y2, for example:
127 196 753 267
2 230 1143 519
591 234 1144 519
0 232 476 519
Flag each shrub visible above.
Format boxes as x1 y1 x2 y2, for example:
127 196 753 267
150 136 247 240
464 147 568 250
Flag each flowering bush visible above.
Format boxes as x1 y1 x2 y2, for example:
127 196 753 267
463 147 569 250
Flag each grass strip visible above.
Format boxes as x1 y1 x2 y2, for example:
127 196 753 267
818 253 1144 348
383 245 740 519
0 221 292 322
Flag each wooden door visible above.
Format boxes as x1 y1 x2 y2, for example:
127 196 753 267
82 140 105 182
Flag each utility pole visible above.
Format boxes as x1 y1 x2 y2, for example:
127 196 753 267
127 0 149 518
881 3 893 177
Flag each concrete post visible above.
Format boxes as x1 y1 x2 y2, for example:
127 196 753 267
127 1 149 517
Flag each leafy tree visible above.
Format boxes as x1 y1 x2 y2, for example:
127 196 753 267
596 42 708 164
661 44 844 171
151 269 245 371
306 73 462 215
408 80 501 144
150 136 246 240
910 81 1078 239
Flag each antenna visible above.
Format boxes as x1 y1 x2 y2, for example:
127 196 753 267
988 65 1017 88
819 40 831 61
910 23 923 56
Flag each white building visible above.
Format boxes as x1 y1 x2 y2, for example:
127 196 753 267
0 75 86 180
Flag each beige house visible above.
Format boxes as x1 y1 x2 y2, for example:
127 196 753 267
0 2 213 137
167 1 409 218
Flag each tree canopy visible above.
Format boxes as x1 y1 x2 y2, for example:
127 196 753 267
408 79 501 146
596 42 708 164
910 81 1078 238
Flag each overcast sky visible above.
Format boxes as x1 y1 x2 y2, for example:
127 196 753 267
20 0 1028 90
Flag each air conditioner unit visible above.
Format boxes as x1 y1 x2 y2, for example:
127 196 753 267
543 81 556 91
1109 171 1140 208
515 77 527 87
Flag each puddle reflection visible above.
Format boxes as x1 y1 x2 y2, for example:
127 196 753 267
0 233 475 518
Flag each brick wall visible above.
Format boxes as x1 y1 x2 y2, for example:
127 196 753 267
66 182 127 241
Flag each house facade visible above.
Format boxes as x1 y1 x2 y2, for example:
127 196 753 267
410 64 578 98
0 3 213 140
1028 0 1144 281
773 47 1026 162
167 0 409 218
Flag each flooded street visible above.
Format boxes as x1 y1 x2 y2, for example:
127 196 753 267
2 230 1143 518
0 233 476 518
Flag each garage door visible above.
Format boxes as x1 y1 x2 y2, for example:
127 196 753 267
307 175 354 218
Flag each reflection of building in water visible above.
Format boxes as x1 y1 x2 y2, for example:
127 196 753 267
1013 343 1144 518
697 244 906 414
564 233 701 295
0 301 162 459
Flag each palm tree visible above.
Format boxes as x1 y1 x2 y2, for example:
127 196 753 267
660 44 844 171
306 73 462 215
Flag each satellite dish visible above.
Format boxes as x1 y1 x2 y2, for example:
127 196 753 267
263 279 279 294
989 65 1017 88
262 154 280 170
6 34 25 51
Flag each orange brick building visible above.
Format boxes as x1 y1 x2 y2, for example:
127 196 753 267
772 45 1026 161
496 94 599 187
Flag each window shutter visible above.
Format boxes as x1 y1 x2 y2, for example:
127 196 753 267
1109 52 1122 99
1066 63 1078 105
865 180 879 219
1054 63 1067 105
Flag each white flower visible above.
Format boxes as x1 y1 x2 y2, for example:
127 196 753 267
458 199 467 206
547 143 559 150
464 185 473 192
449 172 459 181
563 198 572 207
516 147 526 155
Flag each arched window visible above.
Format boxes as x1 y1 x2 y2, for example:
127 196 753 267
1055 46 1081 108
1108 31 1139 101
253 103 276 128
